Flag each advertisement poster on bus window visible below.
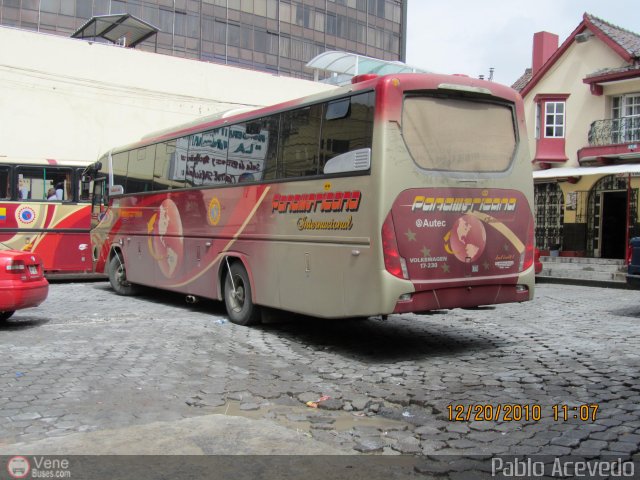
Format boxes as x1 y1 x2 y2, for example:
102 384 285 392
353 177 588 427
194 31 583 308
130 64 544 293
170 126 268 186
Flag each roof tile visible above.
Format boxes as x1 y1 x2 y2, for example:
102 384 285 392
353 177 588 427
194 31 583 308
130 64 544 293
586 13 640 58
511 68 532 92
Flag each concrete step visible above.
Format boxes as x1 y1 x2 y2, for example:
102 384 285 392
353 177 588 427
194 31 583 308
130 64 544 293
539 263 622 273
541 256 623 266
537 256 627 284
539 268 622 282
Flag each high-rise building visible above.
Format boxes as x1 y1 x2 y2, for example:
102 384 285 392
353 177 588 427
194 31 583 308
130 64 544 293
0 0 407 79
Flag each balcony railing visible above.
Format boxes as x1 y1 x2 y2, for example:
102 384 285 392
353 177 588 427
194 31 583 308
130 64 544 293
588 117 640 146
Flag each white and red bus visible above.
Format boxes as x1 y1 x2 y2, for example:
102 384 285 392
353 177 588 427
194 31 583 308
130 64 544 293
0 158 94 277
84 73 535 325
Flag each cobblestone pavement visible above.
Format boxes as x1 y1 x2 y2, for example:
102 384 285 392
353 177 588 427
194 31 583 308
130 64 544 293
0 281 639 464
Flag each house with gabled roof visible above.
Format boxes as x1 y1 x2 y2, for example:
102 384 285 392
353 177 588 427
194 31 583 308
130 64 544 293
513 13 640 259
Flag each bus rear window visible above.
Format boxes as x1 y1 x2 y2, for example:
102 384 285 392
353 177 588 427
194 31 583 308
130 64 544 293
402 96 516 173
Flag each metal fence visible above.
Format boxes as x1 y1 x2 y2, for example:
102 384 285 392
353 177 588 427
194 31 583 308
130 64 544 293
588 117 640 146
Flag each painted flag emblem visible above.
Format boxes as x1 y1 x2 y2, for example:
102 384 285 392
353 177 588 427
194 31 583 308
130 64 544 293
0 208 5 221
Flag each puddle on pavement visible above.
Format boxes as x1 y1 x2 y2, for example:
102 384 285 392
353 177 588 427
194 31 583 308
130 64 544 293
209 400 408 434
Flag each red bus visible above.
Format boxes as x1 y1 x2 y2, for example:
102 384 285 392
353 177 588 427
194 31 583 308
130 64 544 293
0 158 94 277
84 73 536 325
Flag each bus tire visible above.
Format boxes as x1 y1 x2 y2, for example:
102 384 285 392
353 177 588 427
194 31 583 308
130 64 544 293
224 262 261 326
0 311 14 322
108 255 139 296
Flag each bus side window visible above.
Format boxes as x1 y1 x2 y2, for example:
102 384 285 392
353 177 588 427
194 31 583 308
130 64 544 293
111 152 128 193
227 116 279 184
90 179 106 229
16 167 76 201
153 142 170 191
279 105 322 179
259 115 280 181
320 91 375 171
126 147 154 193
153 140 184 190
186 127 228 186
17 172 32 199
0 167 10 199
91 179 106 208
79 172 92 202
54 170 73 201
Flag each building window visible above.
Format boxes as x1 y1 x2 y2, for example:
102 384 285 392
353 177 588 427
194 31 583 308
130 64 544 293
314 11 324 32
279 35 290 57
266 0 277 19
40 0 60 13
337 15 347 38
0 0 404 80
544 101 565 138
280 2 291 24
228 23 240 46
241 24 253 49
159 8 173 33
214 20 226 43
326 13 336 35
612 94 640 143
267 32 278 55
533 94 569 164
174 10 187 36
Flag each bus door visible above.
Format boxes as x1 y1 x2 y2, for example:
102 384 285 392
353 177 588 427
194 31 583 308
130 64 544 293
90 177 107 229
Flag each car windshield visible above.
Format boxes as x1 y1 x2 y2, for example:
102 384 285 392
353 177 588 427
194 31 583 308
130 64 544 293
0 242 12 251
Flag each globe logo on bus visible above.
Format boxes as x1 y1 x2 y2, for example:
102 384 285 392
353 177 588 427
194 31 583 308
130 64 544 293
17 207 36 224
449 214 487 263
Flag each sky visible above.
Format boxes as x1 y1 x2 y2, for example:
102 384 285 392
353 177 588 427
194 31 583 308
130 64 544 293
405 0 640 87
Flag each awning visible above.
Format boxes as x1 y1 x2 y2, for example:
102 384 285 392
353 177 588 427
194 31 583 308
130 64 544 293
71 14 159 48
533 164 640 179
306 51 429 83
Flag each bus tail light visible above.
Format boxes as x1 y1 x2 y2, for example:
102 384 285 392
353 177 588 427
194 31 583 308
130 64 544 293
520 221 535 272
382 213 409 279
520 243 534 272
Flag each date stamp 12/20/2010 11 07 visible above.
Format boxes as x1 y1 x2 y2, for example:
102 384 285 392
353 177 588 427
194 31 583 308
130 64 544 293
447 403 599 422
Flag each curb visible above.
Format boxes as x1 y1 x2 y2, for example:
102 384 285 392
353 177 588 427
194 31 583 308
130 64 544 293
535 276 632 289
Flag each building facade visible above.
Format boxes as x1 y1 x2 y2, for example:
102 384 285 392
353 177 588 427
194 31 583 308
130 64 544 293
513 13 640 259
0 0 407 79
0 25 334 161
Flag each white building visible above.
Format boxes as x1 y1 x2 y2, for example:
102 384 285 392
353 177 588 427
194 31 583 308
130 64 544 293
0 26 335 162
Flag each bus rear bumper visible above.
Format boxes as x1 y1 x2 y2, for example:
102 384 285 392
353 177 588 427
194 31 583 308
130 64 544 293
392 284 531 313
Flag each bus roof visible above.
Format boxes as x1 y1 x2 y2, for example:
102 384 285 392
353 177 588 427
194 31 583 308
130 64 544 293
0 157 92 167
102 76 370 157
102 72 521 158
138 106 260 143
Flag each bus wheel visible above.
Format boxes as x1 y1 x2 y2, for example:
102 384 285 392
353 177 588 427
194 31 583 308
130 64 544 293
0 311 14 322
108 255 139 296
224 262 261 326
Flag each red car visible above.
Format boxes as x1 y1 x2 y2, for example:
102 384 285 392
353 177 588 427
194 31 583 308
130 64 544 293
0 242 49 321
534 247 543 275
